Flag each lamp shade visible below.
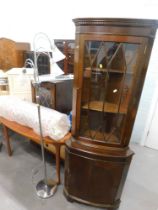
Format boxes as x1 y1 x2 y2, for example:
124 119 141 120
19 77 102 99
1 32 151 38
51 44 65 63
50 62 64 76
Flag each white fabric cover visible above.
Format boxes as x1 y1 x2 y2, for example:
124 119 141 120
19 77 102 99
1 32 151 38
0 96 70 140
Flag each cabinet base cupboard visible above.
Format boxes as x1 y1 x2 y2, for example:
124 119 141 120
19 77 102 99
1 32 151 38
64 18 158 209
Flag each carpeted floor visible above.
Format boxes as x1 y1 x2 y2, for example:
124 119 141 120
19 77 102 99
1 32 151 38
0 128 158 210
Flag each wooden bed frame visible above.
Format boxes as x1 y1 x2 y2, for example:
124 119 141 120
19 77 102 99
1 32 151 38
0 116 71 184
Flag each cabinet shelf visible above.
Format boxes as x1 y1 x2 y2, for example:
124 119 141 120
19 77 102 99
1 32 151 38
82 100 127 114
80 129 119 143
84 67 133 77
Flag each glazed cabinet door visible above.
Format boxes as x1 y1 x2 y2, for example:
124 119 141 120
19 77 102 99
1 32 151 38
74 35 148 147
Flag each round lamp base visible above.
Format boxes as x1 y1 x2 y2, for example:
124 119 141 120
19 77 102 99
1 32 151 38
36 179 57 199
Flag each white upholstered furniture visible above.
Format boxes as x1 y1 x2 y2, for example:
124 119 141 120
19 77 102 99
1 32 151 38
0 96 71 183
7 68 34 101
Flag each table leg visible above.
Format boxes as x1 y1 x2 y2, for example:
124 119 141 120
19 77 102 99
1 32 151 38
2 125 12 156
55 144 61 184
0 142 2 151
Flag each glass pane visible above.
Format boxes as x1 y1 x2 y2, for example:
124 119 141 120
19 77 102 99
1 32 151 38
79 40 139 144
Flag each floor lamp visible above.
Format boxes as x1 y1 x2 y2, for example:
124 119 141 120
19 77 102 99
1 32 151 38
27 32 65 199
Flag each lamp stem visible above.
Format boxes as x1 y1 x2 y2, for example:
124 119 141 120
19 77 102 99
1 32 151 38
34 51 48 184
32 32 58 198
37 103 48 185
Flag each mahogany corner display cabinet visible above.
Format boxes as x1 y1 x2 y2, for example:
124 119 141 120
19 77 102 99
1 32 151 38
64 18 158 209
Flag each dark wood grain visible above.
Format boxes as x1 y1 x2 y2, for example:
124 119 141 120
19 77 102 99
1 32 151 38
0 38 30 71
64 18 158 209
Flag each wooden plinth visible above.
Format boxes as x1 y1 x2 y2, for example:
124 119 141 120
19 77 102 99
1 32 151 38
64 139 134 209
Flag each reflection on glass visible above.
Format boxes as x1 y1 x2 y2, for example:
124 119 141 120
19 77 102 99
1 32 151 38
79 41 139 144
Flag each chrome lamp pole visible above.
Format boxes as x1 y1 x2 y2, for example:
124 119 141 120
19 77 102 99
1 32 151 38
32 32 59 198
